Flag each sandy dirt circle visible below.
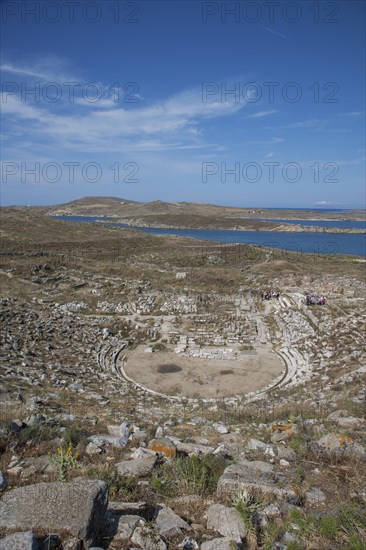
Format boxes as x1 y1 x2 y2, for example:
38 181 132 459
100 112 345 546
123 346 283 398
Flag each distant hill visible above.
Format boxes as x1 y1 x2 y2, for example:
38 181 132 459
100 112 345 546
13 196 365 232
42 196 247 218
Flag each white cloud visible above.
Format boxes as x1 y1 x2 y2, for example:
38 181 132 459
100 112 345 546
314 201 342 205
275 118 324 129
1 95 44 120
0 57 78 82
1 83 249 154
244 110 278 119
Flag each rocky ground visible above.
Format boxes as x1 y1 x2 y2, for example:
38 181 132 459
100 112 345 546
0 210 365 549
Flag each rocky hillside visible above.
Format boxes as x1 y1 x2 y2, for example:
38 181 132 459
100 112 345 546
0 209 365 550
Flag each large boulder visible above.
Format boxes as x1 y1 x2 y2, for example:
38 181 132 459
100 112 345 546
217 460 295 501
116 455 157 477
206 504 246 543
0 480 108 548
166 436 214 456
317 433 366 458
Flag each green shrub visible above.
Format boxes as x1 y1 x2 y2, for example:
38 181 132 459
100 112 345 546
288 505 366 548
152 453 227 497
151 342 166 352
87 466 140 500
18 423 59 445
318 515 339 538
62 426 87 449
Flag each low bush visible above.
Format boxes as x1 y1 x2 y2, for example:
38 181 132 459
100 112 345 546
152 453 228 497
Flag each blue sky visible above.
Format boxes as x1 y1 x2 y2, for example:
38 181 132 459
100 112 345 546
1 0 365 208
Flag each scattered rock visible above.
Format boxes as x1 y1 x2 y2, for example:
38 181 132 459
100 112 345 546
20 455 57 479
148 438 177 458
213 423 229 434
155 426 164 438
87 434 129 449
277 446 297 462
25 414 45 427
61 538 82 550
108 501 148 514
131 525 167 549
116 455 157 477
246 438 274 456
166 436 214 456
111 514 145 540
130 426 148 443
179 536 199 549
25 396 42 411
155 504 191 537
271 421 298 443
336 417 365 430
102 328 112 338
107 420 130 439
0 531 39 550
263 503 281 518
201 537 242 549
305 487 326 504
85 442 105 456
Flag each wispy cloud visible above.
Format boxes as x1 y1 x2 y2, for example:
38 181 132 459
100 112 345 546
338 111 364 117
269 118 324 130
244 109 278 119
245 136 285 145
1 78 249 154
259 25 289 40
0 57 78 82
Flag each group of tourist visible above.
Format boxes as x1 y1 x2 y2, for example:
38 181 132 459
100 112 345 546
260 289 326 305
305 294 326 306
261 289 280 300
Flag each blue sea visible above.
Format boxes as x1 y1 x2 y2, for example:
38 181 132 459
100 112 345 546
241 218 366 229
53 216 366 257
